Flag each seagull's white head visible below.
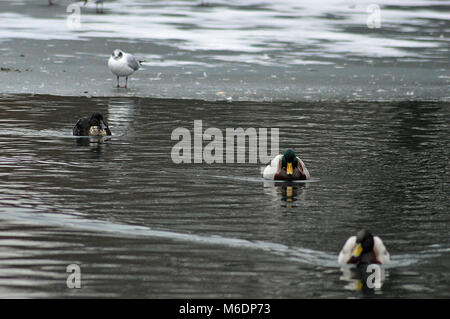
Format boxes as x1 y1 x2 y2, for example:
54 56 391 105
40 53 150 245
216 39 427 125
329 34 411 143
112 49 124 59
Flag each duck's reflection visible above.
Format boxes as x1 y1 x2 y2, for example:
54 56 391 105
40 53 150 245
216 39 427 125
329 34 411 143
340 264 388 296
263 181 307 207
75 136 110 158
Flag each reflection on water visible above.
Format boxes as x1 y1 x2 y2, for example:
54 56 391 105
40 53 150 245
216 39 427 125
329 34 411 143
263 181 308 208
0 95 449 298
340 265 388 297
279 183 306 208
74 136 111 160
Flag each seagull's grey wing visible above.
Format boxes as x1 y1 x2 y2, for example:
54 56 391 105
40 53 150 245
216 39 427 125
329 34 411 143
126 54 140 71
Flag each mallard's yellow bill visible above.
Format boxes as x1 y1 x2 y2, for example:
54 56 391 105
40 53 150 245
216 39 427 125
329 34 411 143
352 243 363 257
286 162 293 175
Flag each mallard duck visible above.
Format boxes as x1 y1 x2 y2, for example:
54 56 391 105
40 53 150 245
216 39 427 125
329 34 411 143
73 112 111 136
338 230 390 265
263 149 310 180
108 49 142 88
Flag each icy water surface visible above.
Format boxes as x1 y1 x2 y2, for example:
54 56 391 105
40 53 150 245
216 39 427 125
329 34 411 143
1 0 449 65
0 94 449 298
0 0 449 100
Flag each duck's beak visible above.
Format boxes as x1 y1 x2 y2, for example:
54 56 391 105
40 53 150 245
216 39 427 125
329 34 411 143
352 243 363 257
286 162 293 175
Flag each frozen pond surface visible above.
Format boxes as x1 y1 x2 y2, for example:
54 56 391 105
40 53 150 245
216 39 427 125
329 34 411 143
0 0 448 100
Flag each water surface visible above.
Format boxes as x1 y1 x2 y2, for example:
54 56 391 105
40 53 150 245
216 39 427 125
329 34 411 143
0 94 449 298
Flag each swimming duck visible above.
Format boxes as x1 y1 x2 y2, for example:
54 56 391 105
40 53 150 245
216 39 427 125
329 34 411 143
338 230 390 265
108 49 142 88
73 112 111 136
263 149 310 180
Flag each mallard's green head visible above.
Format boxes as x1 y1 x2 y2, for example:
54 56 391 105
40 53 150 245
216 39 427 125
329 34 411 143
281 149 298 175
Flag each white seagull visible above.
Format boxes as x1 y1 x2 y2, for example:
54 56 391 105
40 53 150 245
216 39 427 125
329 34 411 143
108 49 142 88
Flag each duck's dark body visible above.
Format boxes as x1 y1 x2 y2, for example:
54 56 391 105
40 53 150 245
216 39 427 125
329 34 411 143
347 250 381 265
73 112 111 136
274 168 307 181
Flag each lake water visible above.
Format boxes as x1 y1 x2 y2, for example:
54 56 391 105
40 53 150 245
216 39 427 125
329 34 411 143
0 95 449 298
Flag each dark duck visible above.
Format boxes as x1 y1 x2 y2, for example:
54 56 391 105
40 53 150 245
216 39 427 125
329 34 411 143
73 112 111 136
